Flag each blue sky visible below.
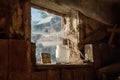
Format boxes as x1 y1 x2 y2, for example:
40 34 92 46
31 7 42 22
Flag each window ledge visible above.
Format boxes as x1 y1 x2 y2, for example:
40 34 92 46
34 63 93 70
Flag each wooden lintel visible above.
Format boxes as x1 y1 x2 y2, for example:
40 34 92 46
31 3 64 16
78 29 108 49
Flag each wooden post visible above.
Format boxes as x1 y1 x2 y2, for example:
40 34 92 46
108 25 117 45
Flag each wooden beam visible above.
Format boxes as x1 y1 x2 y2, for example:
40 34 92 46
31 3 64 16
87 25 94 31
108 25 117 45
31 0 71 16
108 28 120 33
78 28 108 49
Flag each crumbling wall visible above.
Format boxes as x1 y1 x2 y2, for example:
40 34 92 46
61 10 107 63
61 10 83 63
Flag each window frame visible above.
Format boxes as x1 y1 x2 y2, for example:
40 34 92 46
30 6 64 65
30 6 90 67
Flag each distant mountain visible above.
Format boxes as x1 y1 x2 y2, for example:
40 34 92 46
31 15 61 43
33 15 61 32
31 14 61 63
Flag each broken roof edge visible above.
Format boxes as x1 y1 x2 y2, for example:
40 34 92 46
31 3 65 17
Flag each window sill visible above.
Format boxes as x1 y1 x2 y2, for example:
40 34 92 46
34 62 93 70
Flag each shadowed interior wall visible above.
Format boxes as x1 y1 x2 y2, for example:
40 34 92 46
0 0 31 80
0 0 120 80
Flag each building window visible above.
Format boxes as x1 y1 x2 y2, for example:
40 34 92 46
31 7 87 65
31 7 62 64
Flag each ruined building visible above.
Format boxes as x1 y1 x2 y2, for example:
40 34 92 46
0 0 120 80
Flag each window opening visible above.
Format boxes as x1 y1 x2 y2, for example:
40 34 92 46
31 7 93 65
31 7 62 64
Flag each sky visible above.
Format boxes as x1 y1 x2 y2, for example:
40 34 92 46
31 7 42 22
